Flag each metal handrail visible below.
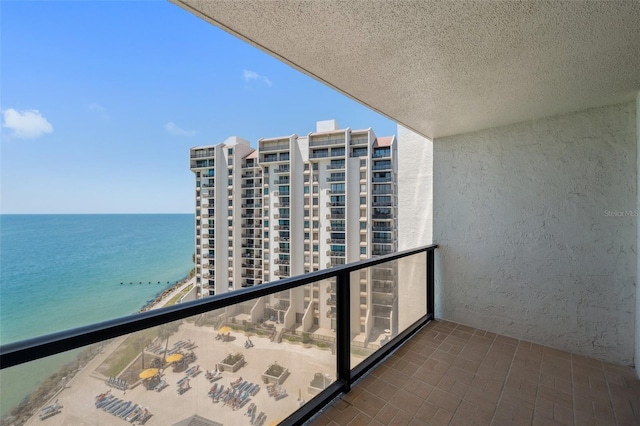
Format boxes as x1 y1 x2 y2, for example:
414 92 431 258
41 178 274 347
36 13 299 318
0 244 436 426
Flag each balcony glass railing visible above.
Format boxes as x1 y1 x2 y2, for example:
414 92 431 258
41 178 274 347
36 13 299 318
0 245 435 426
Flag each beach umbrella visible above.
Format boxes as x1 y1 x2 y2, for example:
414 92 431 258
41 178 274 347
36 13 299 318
218 326 232 334
138 368 159 379
165 353 183 363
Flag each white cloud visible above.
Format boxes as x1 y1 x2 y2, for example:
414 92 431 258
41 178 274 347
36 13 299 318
242 69 273 86
89 103 110 120
2 108 54 139
164 121 197 137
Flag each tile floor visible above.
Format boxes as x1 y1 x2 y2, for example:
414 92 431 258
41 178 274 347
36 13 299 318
309 320 640 425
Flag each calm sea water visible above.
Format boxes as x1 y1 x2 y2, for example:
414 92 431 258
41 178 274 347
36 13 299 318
0 214 194 416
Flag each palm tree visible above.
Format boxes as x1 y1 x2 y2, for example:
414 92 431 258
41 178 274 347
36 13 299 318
157 321 180 363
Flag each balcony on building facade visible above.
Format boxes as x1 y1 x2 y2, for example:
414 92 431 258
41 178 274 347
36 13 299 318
309 136 346 147
326 163 345 170
190 150 216 159
259 143 290 152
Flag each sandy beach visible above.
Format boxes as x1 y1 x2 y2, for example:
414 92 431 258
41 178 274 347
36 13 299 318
21 280 336 426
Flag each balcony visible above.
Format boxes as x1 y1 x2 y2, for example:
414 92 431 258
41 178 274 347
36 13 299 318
5 239 640 426
326 163 345 170
274 166 290 173
259 143 289 152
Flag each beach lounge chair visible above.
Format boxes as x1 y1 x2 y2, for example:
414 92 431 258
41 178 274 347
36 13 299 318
125 407 141 423
230 376 243 388
39 399 61 420
114 401 131 417
177 379 191 395
154 380 167 392
95 395 114 409
102 398 120 412
121 403 137 419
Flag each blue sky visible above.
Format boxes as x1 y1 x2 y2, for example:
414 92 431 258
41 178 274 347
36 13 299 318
0 1 396 214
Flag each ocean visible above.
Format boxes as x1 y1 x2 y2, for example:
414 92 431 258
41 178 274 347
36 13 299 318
0 214 194 417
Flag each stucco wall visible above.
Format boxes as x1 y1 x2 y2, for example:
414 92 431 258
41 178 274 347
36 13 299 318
636 92 640 376
398 125 433 250
433 101 637 365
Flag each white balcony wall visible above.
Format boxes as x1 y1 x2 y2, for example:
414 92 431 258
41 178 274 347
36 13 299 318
636 92 640 377
398 125 433 249
433 101 637 365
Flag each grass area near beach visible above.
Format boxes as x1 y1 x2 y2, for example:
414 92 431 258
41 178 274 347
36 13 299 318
164 284 193 307
97 329 157 378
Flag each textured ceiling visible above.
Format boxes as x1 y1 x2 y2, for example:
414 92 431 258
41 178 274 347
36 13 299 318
172 0 640 139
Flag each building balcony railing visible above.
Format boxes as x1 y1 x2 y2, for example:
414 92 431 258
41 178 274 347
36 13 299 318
372 226 394 232
1 245 435 426
327 251 346 257
326 163 345 170
372 176 392 183
326 213 345 219
274 166 290 173
372 238 395 244
372 213 393 219
309 137 345 147
327 239 346 244
259 144 290 152
190 151 216 158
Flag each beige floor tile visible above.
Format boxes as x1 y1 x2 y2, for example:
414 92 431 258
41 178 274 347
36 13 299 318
317 321 637 426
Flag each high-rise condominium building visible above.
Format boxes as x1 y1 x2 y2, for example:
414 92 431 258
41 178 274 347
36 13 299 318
190 120 398 343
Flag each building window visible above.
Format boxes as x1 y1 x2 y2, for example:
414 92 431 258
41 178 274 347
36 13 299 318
228 179 233 186
313 221 319 228
360 184 366 192
360 159 366 167
304 220 310 228
313 186 319 194
304 244 309 251
228 169 233 175
228 220 233 226
313 198 319 205
312 163 318 171
304 232 310 239
264 188 269 195
228 148 233 155
360 222 366 229
360 197 366 205
304 186 310 194
313 244 318 252
228 158 233 166
360 247 366 255
228 200 233 206
228 209 233 216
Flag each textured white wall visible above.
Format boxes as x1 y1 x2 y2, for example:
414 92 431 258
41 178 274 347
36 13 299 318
398 125 433 250
636 92 640 376
434 102 637 365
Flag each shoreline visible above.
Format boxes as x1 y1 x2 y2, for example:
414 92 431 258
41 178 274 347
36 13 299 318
0 276 196 426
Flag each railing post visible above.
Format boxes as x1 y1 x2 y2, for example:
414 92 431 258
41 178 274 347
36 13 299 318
336 271 351 391
427 249 434 319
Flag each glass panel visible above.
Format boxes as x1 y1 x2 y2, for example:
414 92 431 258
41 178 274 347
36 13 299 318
350 252 426 367
1 283 336 425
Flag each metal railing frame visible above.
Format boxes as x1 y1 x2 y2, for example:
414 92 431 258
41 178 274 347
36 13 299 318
0 244 436 425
